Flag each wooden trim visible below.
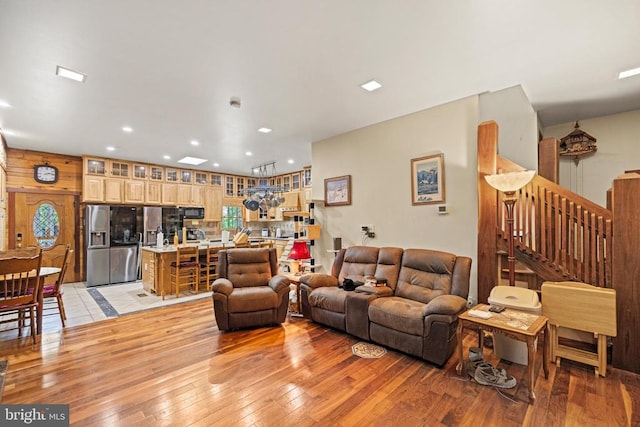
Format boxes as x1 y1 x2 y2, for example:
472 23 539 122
538 137 560 183
7 187 80 196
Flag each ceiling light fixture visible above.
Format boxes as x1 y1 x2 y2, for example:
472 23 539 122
287 159 294 164
243 161 285 211
212 162 220 167
106 146 116 151
163 155 171 160
178 156 207 165
360 79 382 92
190 140 199 146
618 67 640 79
122 126 133 133
0 100 11 108
245 151 253 156
56 65 87 83
258 127 272 133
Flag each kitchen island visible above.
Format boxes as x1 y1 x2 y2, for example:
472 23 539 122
140 238 291 299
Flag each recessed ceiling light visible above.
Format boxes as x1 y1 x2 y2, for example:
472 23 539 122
178 156 208 165
287 159 294 164
106 146 116 151
257 127 272 133
122 126 133 133
190 140 199 146
56 65 87 83
245 151 253 156
360 79 382 92
212 163 220 167
0 100 11 108
163 155 171 160
618 67 640 79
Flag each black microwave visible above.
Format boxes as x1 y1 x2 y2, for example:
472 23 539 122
179 207 205 219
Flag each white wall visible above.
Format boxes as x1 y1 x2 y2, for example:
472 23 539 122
310 96 480 301
479 85 539 171
543 109 640 207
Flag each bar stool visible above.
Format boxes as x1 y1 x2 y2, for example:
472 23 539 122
199 246 220 292
170 245 199 298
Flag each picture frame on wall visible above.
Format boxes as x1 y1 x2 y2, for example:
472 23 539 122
324 175 351 206
411 153 445 205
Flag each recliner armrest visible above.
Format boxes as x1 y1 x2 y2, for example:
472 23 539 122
423 294 468 316
269 275 291 293
299 273 339 289
211 278 233 296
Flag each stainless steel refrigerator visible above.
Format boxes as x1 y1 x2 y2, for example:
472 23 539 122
143 206 162 246
110 206 139 284
86 205 110 287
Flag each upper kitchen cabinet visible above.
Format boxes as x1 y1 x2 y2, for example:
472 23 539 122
177 184 203 207
133 164 148 180
82 157 106 202
110 160 130 178
124 180 145 203
203 187 223 221
224 176 235 197
291 172 301 191
303 167 312 188
210 173 222 186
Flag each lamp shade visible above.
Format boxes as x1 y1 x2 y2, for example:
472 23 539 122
484 170 536 193
289 240 311 260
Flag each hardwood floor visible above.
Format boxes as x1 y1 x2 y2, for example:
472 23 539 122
1 299 638 426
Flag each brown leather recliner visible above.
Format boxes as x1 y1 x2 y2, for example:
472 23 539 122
211 248 290 331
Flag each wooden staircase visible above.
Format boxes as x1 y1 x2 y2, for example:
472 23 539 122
477 120 640 374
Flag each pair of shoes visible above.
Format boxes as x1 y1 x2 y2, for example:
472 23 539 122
474 362 517 389
466 347 484 378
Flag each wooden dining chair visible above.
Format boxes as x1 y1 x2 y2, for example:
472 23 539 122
42 244 71 327
0 250 43 344
199 246 220 292
169 245 199 298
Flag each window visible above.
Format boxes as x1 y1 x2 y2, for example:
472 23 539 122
221 206 243 230
33 203 59 249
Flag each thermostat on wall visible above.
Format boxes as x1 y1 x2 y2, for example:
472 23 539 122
437 205 448 215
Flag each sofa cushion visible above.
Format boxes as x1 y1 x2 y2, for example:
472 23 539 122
228 286 278 313
368 296 426 336
395 249 456 304
338 246 379 283
309 287 348 314
373 247 404 291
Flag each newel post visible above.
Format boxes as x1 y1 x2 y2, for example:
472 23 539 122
477 121 499 304
611 173 640 373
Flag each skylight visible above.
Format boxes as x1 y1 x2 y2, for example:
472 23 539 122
56 66 87 83
178 156 207 165
618 67 640 79
360 79 382 92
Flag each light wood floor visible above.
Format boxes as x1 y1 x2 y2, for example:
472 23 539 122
1 299 638 426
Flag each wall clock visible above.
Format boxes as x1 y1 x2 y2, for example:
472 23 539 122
34 164 59 184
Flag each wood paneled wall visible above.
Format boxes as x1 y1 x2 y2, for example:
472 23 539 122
6 148 82 192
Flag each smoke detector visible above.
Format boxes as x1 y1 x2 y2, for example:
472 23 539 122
230 97 241 109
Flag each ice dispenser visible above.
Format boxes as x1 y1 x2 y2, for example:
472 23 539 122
90 231 107 247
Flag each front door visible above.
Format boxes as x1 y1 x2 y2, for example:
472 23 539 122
10 192 81 282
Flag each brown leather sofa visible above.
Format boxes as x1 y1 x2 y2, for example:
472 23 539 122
299 246 472 366
211 248 290 331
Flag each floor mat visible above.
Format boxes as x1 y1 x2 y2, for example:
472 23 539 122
352 342 387 359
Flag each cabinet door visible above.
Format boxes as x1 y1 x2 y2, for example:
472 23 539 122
283 192 299 209
203 187 222 221
191 186 204 206
177 184 193 205
83 176 104 202
124 180 145 203
146 182 163 204
162 183 178 205
104 179 124 203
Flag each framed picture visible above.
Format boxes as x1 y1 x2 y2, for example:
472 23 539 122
411 153 445 205
324 175 351 206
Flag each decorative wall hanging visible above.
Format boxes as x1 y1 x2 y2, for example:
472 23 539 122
411 153 445 205
559 121 597 165
324 175 351 206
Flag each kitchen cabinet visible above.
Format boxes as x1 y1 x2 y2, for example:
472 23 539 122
145 181 163 204
177 184 203 206
124 180 145 203
83 176 104 202
141 249 157 293
203 187 222 221
104 178 124 203
282 192 300 209
162 183 178 205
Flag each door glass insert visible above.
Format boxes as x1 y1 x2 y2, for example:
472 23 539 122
33 203 60 248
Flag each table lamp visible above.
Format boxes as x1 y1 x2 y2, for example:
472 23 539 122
289 240 311 275
484 170 536 287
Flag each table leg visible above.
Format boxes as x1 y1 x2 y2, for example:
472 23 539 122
526 336 536 403
455 321 464 375
543 325 549 379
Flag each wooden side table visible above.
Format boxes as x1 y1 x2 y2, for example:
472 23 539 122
456 304 549 403
284 273 304 317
